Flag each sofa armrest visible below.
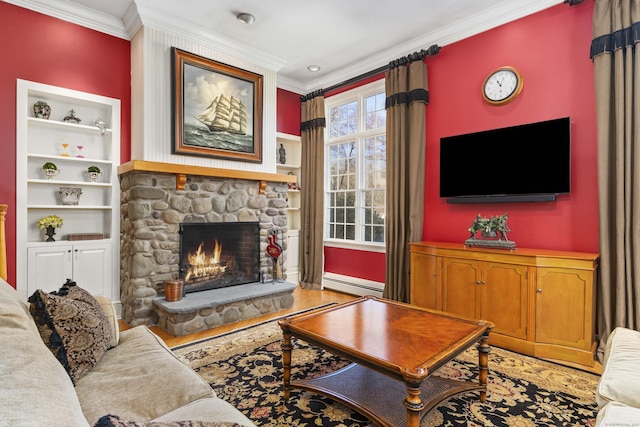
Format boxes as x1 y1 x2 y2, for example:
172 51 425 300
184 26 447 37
94 295 119 347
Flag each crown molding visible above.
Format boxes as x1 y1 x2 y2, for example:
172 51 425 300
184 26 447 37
4 0 129 39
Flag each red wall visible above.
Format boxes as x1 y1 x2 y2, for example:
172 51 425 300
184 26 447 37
279 2 599 286
424 3 597 253
276 88 301 136
0 3 131 286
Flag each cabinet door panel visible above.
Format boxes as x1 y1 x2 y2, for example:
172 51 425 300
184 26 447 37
27 245 73 295
442 258 479 318
72 243 112 297
536 268 593 350
410 253 439 309
483 262 528 339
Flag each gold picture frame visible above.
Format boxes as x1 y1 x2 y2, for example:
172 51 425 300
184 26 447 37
172 47 263 163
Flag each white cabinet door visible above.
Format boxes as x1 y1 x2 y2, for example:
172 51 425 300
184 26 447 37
27 245 73 295
72 241 112 297
27 241 111 297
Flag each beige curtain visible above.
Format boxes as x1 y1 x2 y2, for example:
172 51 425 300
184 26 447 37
382 56 428 302
591 0 640 358
299 91 326 290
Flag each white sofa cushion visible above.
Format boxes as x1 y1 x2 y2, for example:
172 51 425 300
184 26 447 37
596 402 640 427
76 325 216 425
596 326 640 409
0 279 90 426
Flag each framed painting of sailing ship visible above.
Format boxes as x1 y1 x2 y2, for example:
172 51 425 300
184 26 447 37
172 47 263 162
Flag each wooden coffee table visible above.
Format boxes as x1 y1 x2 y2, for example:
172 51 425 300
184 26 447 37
278 296 493 427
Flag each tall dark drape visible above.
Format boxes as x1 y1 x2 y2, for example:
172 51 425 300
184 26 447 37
591 0 640 359
299 91 326 290
382 54 429 303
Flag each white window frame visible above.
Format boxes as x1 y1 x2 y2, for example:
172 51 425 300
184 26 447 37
323 79 386 253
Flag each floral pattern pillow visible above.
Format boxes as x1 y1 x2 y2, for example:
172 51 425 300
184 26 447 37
29 279 114 384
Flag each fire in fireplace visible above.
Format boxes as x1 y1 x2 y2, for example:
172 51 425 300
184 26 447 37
179 222 260 293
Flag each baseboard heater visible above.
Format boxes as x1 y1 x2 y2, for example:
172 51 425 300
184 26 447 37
322 272 384 297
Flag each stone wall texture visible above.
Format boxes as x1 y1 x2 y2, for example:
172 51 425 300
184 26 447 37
119 171 291 326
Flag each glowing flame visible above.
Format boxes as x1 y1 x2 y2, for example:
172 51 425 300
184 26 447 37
184 240 227 282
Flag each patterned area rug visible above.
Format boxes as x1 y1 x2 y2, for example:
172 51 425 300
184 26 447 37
172 321 599 426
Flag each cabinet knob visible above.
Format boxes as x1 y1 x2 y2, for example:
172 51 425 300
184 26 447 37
67 250 72 253
481 280 486 285
537 288 543 293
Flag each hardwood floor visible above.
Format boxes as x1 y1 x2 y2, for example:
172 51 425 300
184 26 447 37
119 286 359 348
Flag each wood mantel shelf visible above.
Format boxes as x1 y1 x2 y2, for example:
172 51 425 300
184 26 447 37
118 160 296 192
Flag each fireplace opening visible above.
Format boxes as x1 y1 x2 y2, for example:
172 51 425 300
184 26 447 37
179 222 260 294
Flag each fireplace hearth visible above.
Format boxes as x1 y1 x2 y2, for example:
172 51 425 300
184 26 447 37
179 222 260 293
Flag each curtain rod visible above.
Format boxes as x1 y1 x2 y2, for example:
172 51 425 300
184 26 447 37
303 44 441 100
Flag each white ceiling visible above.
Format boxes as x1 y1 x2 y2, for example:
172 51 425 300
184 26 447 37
8 0 565 93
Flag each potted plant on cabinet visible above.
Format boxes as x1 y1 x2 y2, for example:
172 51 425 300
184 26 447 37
37 215 63 242
42 162 60 180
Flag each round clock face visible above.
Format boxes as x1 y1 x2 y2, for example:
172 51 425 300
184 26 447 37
482 67 523 105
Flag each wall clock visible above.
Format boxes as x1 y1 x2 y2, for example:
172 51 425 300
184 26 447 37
482 66 524 106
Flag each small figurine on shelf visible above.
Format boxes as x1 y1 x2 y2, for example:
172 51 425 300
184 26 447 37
287 171 299 190
278 143 286 164
41 162 60 180
63 109 81 124
37 215 63 242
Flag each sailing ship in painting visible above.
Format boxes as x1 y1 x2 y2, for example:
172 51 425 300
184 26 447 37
195 94 247 135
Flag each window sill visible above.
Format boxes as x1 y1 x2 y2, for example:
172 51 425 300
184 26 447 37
323 239 385 253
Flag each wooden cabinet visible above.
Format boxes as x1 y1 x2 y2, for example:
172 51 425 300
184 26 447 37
16 79 120 301
409 241 599 369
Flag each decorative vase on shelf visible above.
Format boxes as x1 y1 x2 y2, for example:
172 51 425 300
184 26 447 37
45 226 56 242
33 101 51 119
59 187 82 205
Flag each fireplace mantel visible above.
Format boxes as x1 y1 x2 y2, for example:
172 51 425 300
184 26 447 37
118 160 296 191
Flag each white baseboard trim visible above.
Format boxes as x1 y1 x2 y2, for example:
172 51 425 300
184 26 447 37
322 272 384 297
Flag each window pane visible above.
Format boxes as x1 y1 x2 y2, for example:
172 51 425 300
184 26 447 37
345 225 355 240
365 92 386 130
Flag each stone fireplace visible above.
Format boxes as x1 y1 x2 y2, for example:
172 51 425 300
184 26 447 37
118 161 297 336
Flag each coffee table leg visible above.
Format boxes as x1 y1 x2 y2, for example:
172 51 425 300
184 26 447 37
281 332 292 402
477 331 490 402
404 383 424 427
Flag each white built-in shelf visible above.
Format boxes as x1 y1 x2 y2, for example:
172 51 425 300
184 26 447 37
16 79 121 301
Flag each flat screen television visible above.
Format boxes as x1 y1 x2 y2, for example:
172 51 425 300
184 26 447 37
439 117 571 203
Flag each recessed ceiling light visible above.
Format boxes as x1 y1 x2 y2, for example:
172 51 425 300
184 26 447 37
237 13 255 25
307 65 321 72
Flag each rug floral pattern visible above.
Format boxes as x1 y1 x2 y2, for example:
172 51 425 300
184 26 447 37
173 322 599 427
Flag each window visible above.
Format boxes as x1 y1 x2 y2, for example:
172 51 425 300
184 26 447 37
325 80 386 248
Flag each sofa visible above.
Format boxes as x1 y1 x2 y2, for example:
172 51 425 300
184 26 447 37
0 278 256 427
595 326 640 425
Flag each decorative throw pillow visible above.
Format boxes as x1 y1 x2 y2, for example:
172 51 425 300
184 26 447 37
94 415 248 427
29 279 114 384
